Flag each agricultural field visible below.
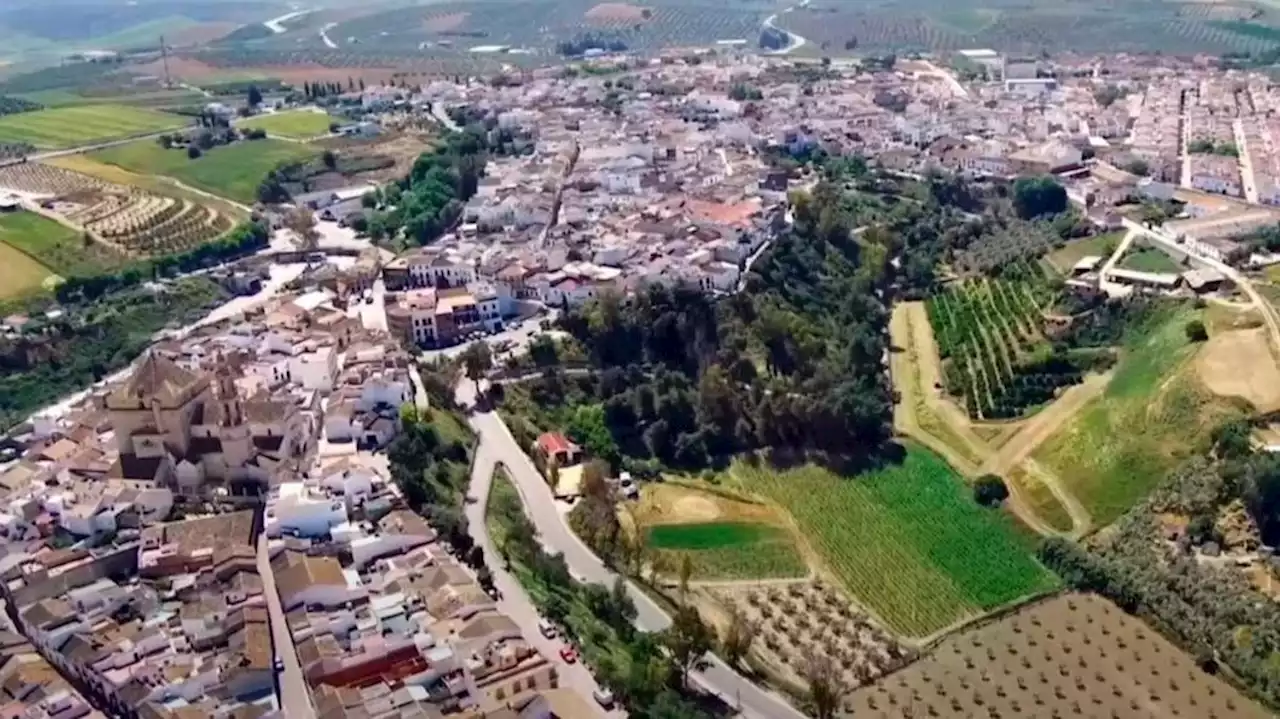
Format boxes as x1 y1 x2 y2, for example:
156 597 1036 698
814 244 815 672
0 210 125 281
15 87 207 110
1119 246 1184 273
0 104 187 150
775 0 1280 56
91 138 318 204
627 482 806 581
1044 231 1124 274
707 579 915 692
0 163 231 259
845 592 1272 719
926 261 1088 420
238 110 334 140
728 446 1059 638
1034 305 1245 526
0 237 55 300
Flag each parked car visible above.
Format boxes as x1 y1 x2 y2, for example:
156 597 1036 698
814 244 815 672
559 645 578 664
538 619 557 639
592 688 615 708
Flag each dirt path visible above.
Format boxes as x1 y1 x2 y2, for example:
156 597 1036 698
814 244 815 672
979 373 1106 536
889 303 1064 537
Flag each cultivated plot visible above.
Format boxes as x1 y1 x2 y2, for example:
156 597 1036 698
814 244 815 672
0 104 187 149
238 110 334 140
730 446 1058 638
91 138 318 204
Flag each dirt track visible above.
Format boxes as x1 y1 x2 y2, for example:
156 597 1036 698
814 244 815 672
889 303 1074 537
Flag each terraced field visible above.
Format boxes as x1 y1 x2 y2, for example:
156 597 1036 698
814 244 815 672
0 104 187 149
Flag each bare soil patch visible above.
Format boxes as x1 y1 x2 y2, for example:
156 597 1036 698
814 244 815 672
1197 326 1280 412
847 592 1272 718
631 481 779 527
423 12 469 32
585 2 650 22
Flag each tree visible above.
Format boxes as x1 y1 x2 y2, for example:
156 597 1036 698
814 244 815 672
462 341 493 397
661 605 713 689
803 655 847 719
973 474 1010 506
1185 319 1208 342
247 84 263 108
283 206 320 255
721 605 758 668
1012 176 1067 219
678 554 693 602
186 145 202 159
322 150 337 170
1211 417 1253 459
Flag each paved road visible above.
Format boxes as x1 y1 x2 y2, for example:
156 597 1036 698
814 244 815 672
465 443 619 717
264 9 311 33
761 0 809 55
257 535 317 719
457 385 805 719
1234 118 1260 205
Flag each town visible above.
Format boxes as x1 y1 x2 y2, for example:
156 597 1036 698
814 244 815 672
1 44 1280 719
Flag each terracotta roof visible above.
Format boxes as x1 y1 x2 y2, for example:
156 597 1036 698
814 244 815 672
110 352 205 408
275 554 347 603
535 432 575 457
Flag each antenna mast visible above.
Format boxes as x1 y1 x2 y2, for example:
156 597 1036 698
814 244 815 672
160 35 172 87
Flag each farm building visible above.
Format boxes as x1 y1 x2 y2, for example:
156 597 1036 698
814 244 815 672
1106 267 1182 289
1182 267 1227 293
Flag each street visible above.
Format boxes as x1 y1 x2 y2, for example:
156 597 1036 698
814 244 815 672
465 442 619 718
457 382 806 719
257 534 317 719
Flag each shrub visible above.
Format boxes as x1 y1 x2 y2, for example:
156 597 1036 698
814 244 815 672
974 474 1010 507
1185 319 1208 342
186 145 202 159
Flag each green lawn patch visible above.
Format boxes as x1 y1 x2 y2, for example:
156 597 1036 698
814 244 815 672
0 104 186 149
1045 231 1125 273
1118 246 1182 274
730 445 1058 637
646 521 775 549
1035 305 1243 526
91 138 318 204
238 110 334 140
0 211 126 279
646 521 807 580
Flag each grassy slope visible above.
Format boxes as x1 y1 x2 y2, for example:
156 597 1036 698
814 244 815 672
1119 247 1183 273
91 138 317 204
730 445 1058 637
1044 231 1124 273
1034 305 1243 526
0 105 186 149
239 110 333 140
0 210 125 278
0 240 53 299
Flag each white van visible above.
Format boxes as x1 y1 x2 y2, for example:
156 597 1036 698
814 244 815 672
538 619 557 639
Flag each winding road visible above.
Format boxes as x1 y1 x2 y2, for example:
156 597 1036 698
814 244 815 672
761 0 809 55
456 381 807 719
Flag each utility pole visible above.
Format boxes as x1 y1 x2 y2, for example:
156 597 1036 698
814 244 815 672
159 35 172 88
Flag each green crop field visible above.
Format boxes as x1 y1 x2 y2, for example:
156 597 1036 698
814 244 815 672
238 110 334 140
0 105 187 149
91 138 318 204
645 521 806 580
1035 305 1241 525
0 211 125 281
730 445 1058 637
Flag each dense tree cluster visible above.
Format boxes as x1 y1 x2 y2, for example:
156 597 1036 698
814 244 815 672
521 185 892 471
357 130 486 244
0 95 41 117
1012 176 1068 219
55 221 269 303
386 406 475 551
556 33 628 56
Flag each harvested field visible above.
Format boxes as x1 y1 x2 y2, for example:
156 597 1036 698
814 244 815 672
845 592 1273 719
1197 326 1280 412
0 210 125 280
585 3 650 22
423 12 469 32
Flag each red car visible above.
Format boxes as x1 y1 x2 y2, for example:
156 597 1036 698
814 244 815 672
559 646 578 664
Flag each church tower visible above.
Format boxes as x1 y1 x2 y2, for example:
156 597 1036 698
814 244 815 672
215 352 253 471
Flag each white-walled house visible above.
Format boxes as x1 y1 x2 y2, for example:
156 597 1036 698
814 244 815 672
265 482 347 538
